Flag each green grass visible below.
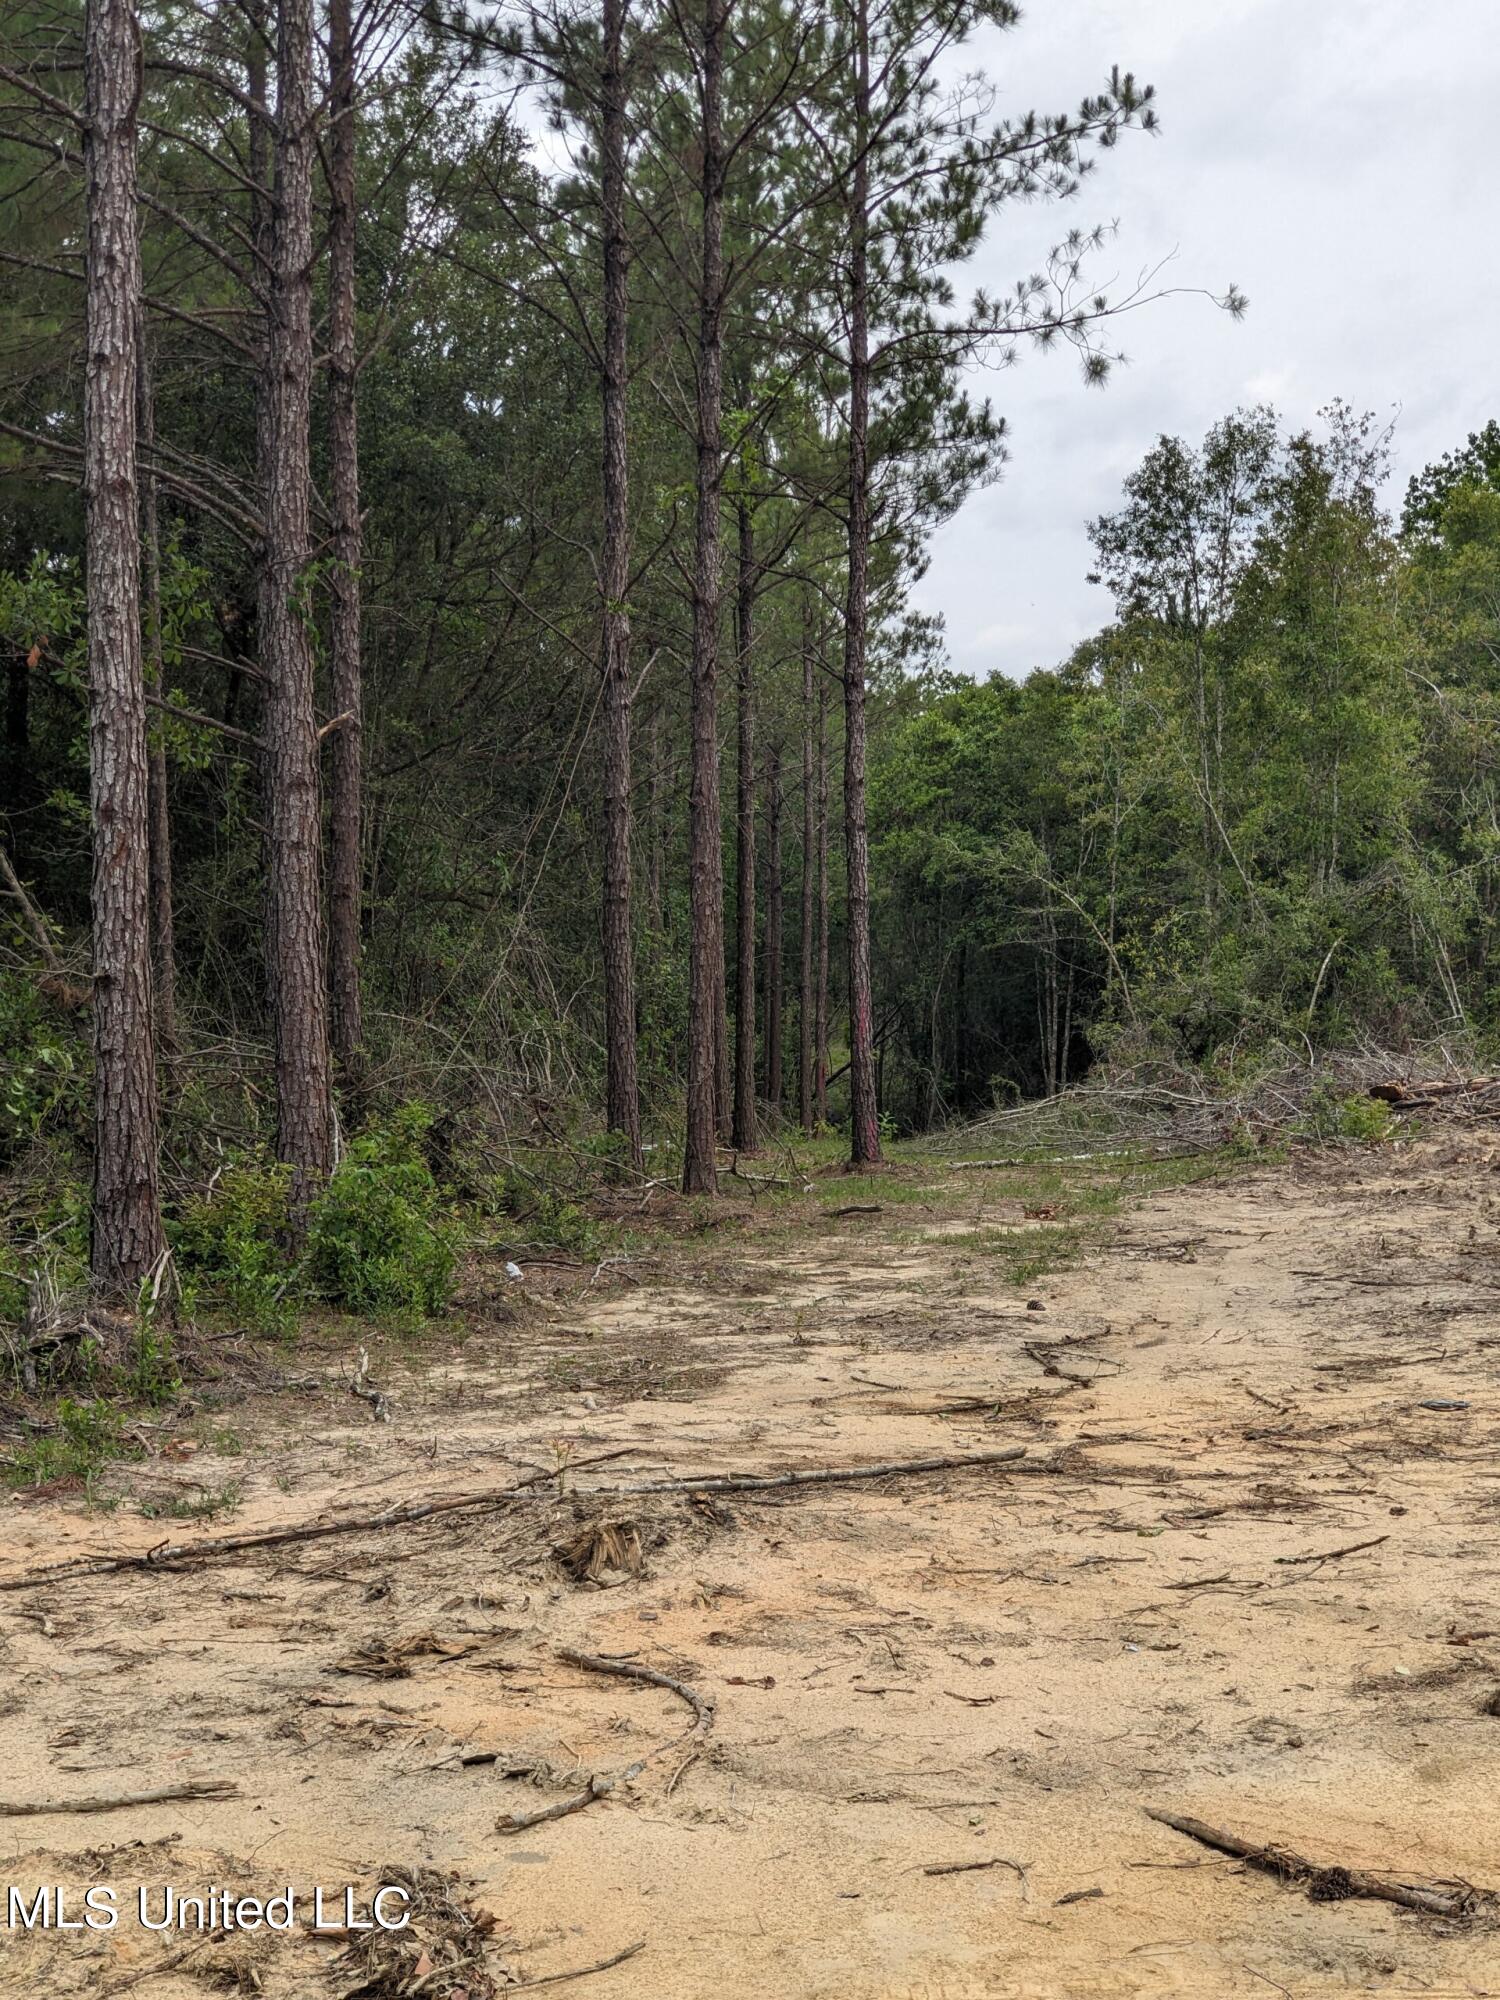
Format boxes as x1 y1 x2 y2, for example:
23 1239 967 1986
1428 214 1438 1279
139 1478 244 1523
0 1397 140 1499
936 1148 1240 1286
814 1173 933 1207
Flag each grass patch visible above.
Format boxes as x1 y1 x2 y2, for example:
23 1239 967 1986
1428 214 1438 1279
938 1148 1241 1285
1 1397 140 1497
140 1478 244 1523
814 1174 932 1208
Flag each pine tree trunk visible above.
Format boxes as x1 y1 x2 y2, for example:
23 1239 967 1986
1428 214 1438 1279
798 626 815 1132
815 673 830 1127
83 0 166 1293
261 0 333 1218
599 0 642 1172
732 494 757 1151
681 0 729 1195
134 309 177 1063
763 737 782 1111
842 0 880 1166
327 0 364 1099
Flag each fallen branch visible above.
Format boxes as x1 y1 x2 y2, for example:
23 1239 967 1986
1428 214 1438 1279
508 1940 646 1990
0 1447 636 1592
1144 1808 1488 1919
98 1943 210 1998
1274 1534 1388 1568
0 1448 1026 1594
923 1856 1029 1888
556 1648 717 1732
598 1446 1027 1500
497 1650 714 1835
0 1779 237 1817
0 842 66 973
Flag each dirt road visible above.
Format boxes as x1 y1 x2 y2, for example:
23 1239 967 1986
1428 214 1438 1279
2 1139 1498 1997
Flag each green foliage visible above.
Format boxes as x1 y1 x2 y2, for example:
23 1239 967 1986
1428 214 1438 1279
140 1478 243 1523
0 974 86 1162
871 404 1500 1119
124 1311 181 1403
172 1163 298 1334
477 1169 600 1256
305 1105 460 1318
2 1396 137 1494
172 1108 462 1327
1294 1086 1394 1146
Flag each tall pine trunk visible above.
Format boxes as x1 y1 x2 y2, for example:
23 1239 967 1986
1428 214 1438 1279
732 493 756 1150
815 673 830 1127
135 309 177 1062
84 0 166 1291
327 0 364 1096
763 737 782 1110
681 0 729 1194
599 0 642 1172
262 0 333 1216
841 0 880 1166
798 626 815 1132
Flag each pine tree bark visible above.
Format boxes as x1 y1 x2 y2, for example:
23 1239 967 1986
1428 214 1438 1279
815 671 830 1127
731 493 757 1151
763 736 782 1111
261 0 333 1216
841 0 880 1166
681 0 729 1194
798 624 815 1132
327 0 364 1098
83 0 166 1292
599 0 642 1172
134 308 176 1062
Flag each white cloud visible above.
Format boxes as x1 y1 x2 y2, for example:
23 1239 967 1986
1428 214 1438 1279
911 0 1500 679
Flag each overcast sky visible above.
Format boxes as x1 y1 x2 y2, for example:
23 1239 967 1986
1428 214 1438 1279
909 0 1500 681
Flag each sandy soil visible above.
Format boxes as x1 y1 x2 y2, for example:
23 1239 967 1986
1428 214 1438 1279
2 1139 1499 1998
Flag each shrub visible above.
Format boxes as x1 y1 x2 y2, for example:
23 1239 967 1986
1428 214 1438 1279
171 1162 297 1333
478 1170 599 1255
1295 1084 1394 1146
306 1104 459 1318
0 974 87 1164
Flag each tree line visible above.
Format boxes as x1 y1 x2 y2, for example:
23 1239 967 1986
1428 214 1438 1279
3 0 1216 1292
871 411 1500 1127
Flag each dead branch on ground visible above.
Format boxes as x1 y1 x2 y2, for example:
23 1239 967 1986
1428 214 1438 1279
497 1650 714 1835
1144 1808 1490 1920
0 1779 237 1816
